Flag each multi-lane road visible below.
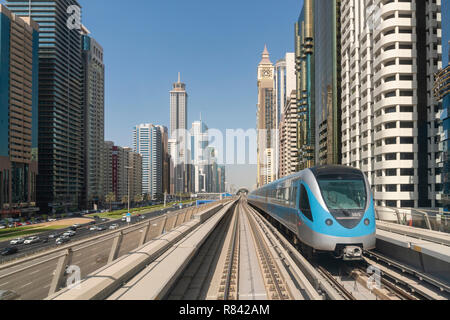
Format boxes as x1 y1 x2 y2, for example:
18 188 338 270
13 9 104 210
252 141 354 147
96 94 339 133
0 204 192 264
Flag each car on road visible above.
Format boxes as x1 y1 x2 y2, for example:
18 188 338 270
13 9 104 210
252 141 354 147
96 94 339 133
41 237 49 243
10 238 25 245
63 231 76 237
0 290 19 300
0 247 18 256
71 224 81 229
89 226 99 231
24 236 40 245
48 233 60 239
96 226 106 231
48 218 57 222
0 225 6 229
109 224 119 230
56 237 70 245
101 218 107 222
121 216 127 222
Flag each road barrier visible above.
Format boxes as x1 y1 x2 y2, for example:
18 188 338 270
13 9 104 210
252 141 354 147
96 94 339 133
0 199 233 300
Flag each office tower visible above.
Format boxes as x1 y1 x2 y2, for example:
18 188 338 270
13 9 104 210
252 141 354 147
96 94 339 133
274 53 296 128
0 5 39 217
341 0 442 208
102 142 142 204
7 0 84 213
435 54 450 211
133 124 163 199
191 120 209 193
274 52 296 179
170 73 188 137
295 0 315 170
279 91 299 178
81 26 105 209
160 126 170 195
257 45 276 187
168 138 177 195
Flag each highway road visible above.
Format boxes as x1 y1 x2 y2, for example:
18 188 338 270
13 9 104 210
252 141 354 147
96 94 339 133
0 203 196 300
0 204 192 264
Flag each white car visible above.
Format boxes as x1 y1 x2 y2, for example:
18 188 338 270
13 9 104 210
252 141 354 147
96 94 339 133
121 216 127 222
48 218 57 222
109 224 119 230
0 226 6 229
89 226 99 231
24 236 40 245
10 238 25 245
63 231 75 237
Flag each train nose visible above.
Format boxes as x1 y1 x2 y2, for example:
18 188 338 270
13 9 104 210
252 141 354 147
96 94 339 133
343 246 363 261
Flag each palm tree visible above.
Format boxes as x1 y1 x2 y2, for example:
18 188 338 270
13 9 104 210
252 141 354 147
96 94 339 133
134 194 143 204
106 193 116 211
121 195 128 205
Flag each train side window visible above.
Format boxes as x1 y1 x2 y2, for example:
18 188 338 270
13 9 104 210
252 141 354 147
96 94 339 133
290 186 298 208
299 185 313 221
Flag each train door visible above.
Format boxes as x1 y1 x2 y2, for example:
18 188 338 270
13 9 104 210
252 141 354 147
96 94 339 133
290 180 300 229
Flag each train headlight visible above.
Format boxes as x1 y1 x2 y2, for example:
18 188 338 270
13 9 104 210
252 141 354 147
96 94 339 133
364 219 370 226
325 219 333 226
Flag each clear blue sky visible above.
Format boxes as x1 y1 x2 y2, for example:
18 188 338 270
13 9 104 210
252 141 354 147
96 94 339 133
79 0 304 189
78 0 303 148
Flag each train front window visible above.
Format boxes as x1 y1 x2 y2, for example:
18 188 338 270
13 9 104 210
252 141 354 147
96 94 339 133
317 175 367 212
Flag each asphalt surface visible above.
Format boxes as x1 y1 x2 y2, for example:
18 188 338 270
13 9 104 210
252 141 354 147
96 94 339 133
0 204 196 300
0 204 192 264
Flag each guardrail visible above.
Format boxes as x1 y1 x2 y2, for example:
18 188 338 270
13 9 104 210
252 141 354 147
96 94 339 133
375 206 450 233
0 199 232 300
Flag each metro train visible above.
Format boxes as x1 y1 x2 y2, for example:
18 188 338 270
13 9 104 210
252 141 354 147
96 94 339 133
248 165 376 260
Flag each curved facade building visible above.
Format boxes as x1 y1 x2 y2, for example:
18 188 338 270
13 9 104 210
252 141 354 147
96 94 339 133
341 0 442 208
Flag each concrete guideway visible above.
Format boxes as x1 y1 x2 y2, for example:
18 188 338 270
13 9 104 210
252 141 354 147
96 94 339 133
47 200 234 300
107 201 236 300
376 220 450 247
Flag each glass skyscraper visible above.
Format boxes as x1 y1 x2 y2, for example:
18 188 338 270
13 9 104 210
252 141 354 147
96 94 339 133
7 0 84 213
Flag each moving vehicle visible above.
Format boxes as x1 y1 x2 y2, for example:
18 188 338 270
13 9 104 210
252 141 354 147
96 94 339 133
63 231 76 237
56 236 70 245
9 238 25 245
24 236 40 245
109 224 119 230
1 247 18 256
89 226 99 231
48 233 59 239
248 165 376 261
0 290 19 300
48 218 57 222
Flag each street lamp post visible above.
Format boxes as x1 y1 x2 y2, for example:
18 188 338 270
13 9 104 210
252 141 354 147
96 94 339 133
125 166 133 225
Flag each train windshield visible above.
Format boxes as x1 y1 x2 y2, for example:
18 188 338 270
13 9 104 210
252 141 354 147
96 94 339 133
317 174 367 211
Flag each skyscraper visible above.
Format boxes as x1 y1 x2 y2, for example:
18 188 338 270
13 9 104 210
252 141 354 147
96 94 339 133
81 26 105 209
257 45 276 187
191 120 209 193
7 0 84 213
170 74 189 194
133 124 164 199
170 73 188 137
341 0 442 208
295 0 315 170
0 5 39 217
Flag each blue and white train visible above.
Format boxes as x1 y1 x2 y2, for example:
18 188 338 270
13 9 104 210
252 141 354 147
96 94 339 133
248 165 376 260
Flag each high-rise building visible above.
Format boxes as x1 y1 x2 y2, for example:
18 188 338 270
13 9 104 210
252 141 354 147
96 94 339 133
170 74 189 194
133 124 163 199
170 73 188 137
7 0 84 213
81 26 105 209
160 126 170 195
0 5 39 218
279 91 299 178
295 0 315 170
102 141 142 204
257 45 276 187
341 0 442 208
191 120 209 193
435 55 450 211
274 53 296 128
168 138 177 195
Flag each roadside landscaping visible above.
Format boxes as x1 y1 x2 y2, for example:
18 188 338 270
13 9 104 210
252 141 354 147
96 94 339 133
86 200 196 220
0 225 70 242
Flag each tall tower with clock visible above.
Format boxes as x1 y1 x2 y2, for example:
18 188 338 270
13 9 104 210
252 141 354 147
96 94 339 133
257 45 276 187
